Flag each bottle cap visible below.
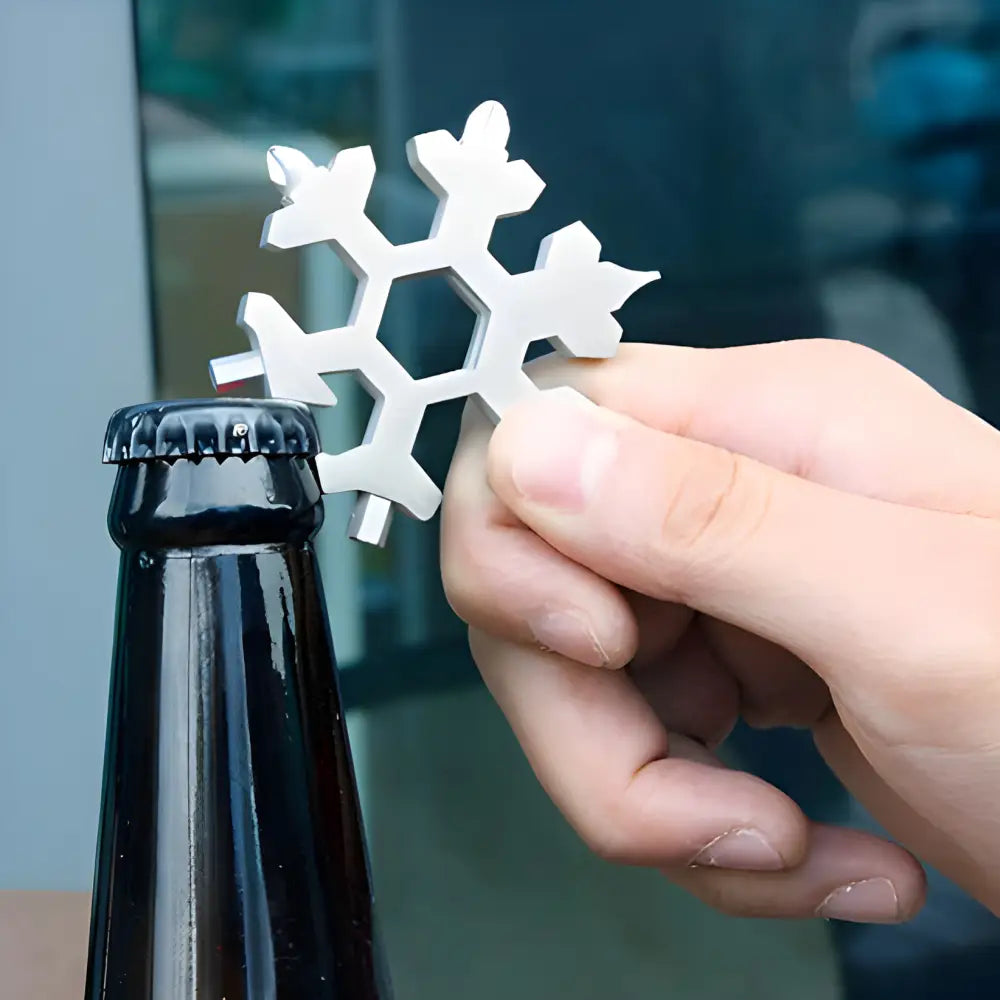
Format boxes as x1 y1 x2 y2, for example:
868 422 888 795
103 399 321 464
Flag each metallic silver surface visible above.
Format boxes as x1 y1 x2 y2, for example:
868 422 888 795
211 101 659 544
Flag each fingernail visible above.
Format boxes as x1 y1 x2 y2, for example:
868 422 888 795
689 828 785 871
816 878 900 924
508 397 618 511
529 609 612 668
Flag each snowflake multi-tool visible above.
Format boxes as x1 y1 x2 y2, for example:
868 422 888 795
210 100 660 546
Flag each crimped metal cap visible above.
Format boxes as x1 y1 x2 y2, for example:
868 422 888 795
103 399 320 463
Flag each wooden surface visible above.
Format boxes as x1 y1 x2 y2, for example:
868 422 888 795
0 892 90 999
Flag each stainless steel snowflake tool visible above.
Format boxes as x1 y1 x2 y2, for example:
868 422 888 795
210 100 660 546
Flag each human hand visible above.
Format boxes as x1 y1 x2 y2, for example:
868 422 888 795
441 339 1000 923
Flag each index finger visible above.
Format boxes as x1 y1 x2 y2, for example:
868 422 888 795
442 406 642 668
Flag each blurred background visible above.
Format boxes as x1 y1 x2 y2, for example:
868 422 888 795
5 0 1000 996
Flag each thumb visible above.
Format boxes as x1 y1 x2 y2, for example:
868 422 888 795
486 390 1000 744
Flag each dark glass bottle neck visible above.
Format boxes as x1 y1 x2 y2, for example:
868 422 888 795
108 455 324 551
90 443 390 998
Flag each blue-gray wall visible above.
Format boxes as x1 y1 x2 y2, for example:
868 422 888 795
0 0 154 890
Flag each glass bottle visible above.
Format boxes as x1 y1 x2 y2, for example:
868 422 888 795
86 398 389 999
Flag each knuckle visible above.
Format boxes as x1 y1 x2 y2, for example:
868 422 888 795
577 773 682 867
656 449 772 566
579 811 638 866
440 517 528 631
575 786 654 866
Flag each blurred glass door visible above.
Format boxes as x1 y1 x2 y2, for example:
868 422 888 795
130 2 1000 998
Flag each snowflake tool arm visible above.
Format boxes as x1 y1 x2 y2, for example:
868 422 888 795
209 101 660 546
